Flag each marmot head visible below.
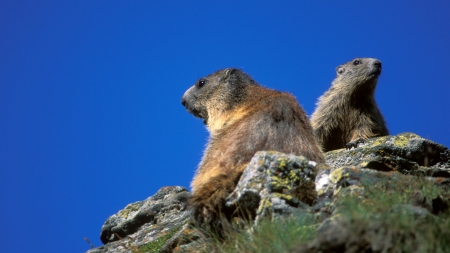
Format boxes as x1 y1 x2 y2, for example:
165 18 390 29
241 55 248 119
334 58 382 93
181 68 257 125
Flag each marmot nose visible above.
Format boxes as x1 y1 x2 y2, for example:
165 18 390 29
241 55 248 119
373 60 382 73
181 96 187 107
373 60 382 69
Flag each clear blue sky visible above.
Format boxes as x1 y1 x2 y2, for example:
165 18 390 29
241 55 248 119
1 1 449 252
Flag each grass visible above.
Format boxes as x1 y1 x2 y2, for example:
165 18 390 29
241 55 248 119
199 214 317 253
200 175 450 253
326 176 450 253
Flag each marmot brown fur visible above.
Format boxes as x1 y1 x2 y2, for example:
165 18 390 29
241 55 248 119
181 68 324 227
311 58 389 152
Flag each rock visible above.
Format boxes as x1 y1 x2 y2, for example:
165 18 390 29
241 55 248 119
87 186 191 253
316 133 450 208
296 133 450 253
291 204 438 253
315 166 449 211
86 133 450 253
226 151 317 224
325 132 450 177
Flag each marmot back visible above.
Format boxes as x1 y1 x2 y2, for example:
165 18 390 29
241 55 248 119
311 58 389 152
181 68 324 228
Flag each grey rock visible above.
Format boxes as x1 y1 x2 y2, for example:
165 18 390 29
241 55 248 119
293 133 450 253
226 151 317 224
325 132 450 176
292 204 436 253
87 186 191 253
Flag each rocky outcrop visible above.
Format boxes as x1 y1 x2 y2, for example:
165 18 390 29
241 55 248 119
316 132 450 204
85 133 450 253
293 132 450 253
291 165 450 253
87 186 192 253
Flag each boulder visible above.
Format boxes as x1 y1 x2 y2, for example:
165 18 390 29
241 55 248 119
325 132 450 176
87 186 191 253
226 151 317 224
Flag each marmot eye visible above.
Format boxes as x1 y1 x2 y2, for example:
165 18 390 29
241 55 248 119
353 60 361 65
197 79 206 88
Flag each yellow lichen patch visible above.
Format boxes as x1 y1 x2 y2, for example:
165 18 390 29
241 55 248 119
119 203 141 218
288 170 300 180
256 198 273 214
330 168 349 184
393 135 409 147
317 188 326 196
359 161 369 167
269 175 293 190
272 192 294 202
371 136 387 146
278 158 287 169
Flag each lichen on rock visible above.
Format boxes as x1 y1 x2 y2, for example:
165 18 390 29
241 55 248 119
88 186 191 253
226 151 318 224
325 132 450 177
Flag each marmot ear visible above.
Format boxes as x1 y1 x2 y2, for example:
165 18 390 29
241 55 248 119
222 68 241 85
336 66 345 75
223 68 238 79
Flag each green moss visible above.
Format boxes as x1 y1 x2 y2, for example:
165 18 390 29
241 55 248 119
132 226 182 253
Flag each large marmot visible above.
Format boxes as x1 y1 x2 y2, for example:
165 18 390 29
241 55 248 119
311 58 389 152
181 68 324 227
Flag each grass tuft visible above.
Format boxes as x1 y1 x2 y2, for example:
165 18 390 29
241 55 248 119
132 226 182 253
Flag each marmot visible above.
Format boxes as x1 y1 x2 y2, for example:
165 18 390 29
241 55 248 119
311 58 389 152
181 68 324 227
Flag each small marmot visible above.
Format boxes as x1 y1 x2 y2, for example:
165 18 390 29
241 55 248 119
311 58 389 152
181 68 324 227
